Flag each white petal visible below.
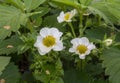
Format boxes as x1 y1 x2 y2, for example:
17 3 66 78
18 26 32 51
88 43 96 50
53 41 64 51
34 37 52 55
38 48 47 55
40 27 50 37
80 37 89 45
34 36 43 48
85 50 91 55
57 17 64 23
70 9 77 16
39 44 52 53
65 19 72 22
71 38 80 46
79 54 86 59
50 28 63 39
69 48 75 52
57 11 65 23
36 44 51 55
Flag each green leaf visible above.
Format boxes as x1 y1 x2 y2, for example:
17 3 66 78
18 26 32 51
63 69 92 83
21 71 35 83
89 1 120 25
85 27 111 41
0 28 11 40
115 32 120 42
52 0 78 8
50 77 64 83
34 7 50 17
4 0 25 11
93 79 109 83
0 56 11 76
101 47 120 83
0 63 21 83
0 35 23 55
80 0 93 5
42 15 66 32
0 4 27 40
23 0 46 12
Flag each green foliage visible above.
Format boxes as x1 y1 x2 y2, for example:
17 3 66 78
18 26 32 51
0 4 27 40
115 32 120 42
20 71 35 83
52 0 78 8
63 69 92 83
3 0 25 10
85 27 111 42
0 35 23 55
23 0 46 12
93 79 109 83
89 0 120 25
42 15 64 28
79 0 93 5
0 0 120 83
0 63 21 83
0 56 11 75
50 77 64 83
31 55 64 83
101 47 120 83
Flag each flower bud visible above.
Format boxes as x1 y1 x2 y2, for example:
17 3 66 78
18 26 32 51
104 39 113 46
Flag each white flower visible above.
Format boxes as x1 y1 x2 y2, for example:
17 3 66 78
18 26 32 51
34 27 64 55
57 9 77 23
69 37 96 59
104 39 113 46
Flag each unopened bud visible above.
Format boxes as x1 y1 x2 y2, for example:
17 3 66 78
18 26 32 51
46 70 50 75
104 39 113 46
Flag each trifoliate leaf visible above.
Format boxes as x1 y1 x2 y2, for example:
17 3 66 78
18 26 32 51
0 63 21 83
85 27 111 41
23 0 46 12
101 47 120 83
63 69 91 83
0 4 27 40
3 0 25 11
89 1 120 25
0 35 23 55
50 77 64 83
0 56 11 76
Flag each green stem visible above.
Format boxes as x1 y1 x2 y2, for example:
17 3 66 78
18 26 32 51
80 59 82 71
80 59 86 71
27 11 42 17
98 15 101 25
27 18 34 33
80 15 89 36
68 22 76 37
78 10 84 37
79 12 83 28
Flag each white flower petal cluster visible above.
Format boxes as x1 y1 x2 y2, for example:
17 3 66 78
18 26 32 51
57 9 77 23
34 27 64 55
69 37 96 59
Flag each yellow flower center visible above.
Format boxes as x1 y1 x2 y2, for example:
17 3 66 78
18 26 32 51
64 13 71 21
76 45 88 54
43 35 56 47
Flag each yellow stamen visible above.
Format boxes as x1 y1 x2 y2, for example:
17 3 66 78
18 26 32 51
64 13 71 21
76 45 88 54
43 35 56 47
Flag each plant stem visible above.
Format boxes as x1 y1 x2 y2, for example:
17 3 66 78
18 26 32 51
98 15 101 25
80 59 83 71
79 12 83 28
79 10 84 37
80 15 89 36
80 59 86 71
68 22 76 37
